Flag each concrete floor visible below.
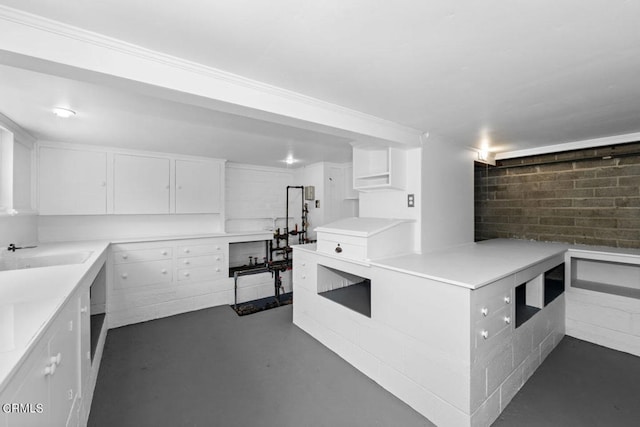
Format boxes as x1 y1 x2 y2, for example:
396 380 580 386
89 304 640 427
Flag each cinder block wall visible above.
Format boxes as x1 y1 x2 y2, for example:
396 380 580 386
475 142 640 248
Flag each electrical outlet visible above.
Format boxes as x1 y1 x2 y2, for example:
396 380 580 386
315 200 320 208
407 194 415 207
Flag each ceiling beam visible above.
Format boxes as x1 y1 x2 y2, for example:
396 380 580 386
0 5 423 147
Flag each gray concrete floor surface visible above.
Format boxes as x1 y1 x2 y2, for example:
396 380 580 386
89 304 640 427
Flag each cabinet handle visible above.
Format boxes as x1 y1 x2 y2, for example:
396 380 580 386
121 273 128 279
216 246 221 250
215 268 220 272
44 363 56 376
184 260 190 265
216 256 221 261
335 244 342 253
184 272 190 277
51 353 62 366
504 296 511 304
81 306 88 314
100 181 106 187
481 307 489 316
161 269 167 274
504 316 512 325
184 248 190 254
302 275 306 279
122 254 128 260
302 263 306 267
481 330 489 340
161 250 168 256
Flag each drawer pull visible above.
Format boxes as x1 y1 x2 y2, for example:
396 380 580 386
51 353 62 366
302 275 306 279
302 263 306 267
121 273 128 279
44 363 56 376
216 256 221 261
161 269 167 274
121 254 128 260
504 296 511 304
335 244 342 253
215 268 221 272
481 307 489 316
184 248 190 254
184 272 190 277
81 306 88 314
504 316 511 325
184 260 190 265
481 330 489 340
216 246 221 250
161 250 168 256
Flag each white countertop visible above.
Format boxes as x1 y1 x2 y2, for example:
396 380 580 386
0 240 109 391
371 239 570 289
295 239 571 289
108 230 272 244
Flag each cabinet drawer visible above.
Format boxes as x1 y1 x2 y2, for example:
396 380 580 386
178 254 224 268
177 242 224 257
113 247 172 264
316 239 365 261
473 290 512 323
474 306 512 349
177 266 225 282
114 260 173 289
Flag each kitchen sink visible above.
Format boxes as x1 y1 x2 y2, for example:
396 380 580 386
0 251 93 272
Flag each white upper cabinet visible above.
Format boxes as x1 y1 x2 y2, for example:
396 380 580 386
175 160 222 214
114 154 170 214
37 143 225 216
39 147 107 215
353 145 407 191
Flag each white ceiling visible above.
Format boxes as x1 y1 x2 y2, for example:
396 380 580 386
1 0 640 163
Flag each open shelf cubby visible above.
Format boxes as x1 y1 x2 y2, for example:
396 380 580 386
515 281 541 328
544 263 565 306
317 264 371 317
570 257 640 299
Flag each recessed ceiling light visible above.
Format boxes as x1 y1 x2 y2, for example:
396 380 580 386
283 155 297 165
52 107 76 118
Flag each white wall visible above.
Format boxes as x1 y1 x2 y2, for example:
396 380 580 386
295 162 357 240
38 214 222 242
0 215 37 246
421 138 475 252
225 163 295 233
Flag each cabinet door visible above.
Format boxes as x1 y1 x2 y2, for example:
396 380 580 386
175 160 221 213
5 344 50 427
39 147 107 215
48 304 79 427
114 154 170 214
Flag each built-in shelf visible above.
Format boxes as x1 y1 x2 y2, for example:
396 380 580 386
572 279 640 299
352 145 406 191
317 264 371 317
515 282 541 328
90 313 106 362
544 263 565 305
569 255 640 300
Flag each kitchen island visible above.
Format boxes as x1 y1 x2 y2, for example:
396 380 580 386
293 239 569 427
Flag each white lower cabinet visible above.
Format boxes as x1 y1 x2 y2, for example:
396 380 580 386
108 238 232 328
3 296 80 427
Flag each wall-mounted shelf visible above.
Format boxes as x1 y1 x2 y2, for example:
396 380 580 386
352 145 406 191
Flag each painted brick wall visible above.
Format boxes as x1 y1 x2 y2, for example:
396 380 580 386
475 142 640 248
